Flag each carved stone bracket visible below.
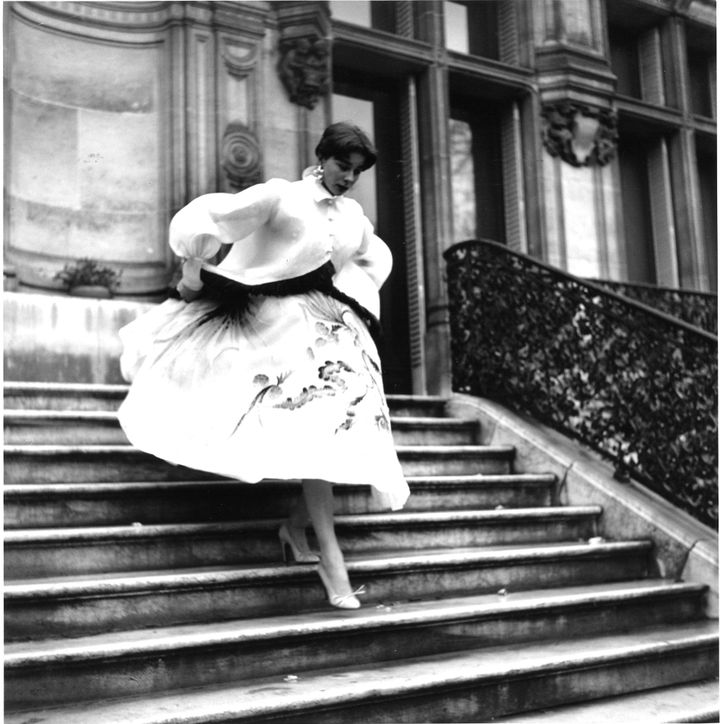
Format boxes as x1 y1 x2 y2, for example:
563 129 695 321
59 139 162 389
541 102 618 167
221 122 263 191
277 35 330 109
274 1 331 110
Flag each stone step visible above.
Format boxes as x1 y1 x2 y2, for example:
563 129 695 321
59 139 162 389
3 444 515 483
4 581 707 710
3 410 479 446
494 677 719 723
5 620 717 723
3 382 449 417
4 474 558 528
3 382 128 412
4 507 602 579
5 541 654 640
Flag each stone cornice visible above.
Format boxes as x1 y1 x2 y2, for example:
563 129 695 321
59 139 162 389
332 19 435 69
11 1 270 37
615 96 716 133
446 51 536 94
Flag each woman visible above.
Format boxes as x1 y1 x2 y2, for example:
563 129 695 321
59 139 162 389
118 122 410 610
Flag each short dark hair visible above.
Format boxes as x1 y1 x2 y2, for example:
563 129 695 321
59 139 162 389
315 122 377 171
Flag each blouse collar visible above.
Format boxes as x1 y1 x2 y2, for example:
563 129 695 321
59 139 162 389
302 168 346 204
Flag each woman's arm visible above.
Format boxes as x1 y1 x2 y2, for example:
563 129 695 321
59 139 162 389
169 180 286 296
354 216 393 290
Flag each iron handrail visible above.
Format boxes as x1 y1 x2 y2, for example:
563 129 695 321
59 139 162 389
444 239 718 527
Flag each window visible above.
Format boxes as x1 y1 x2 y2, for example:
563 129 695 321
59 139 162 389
329 1 402 35
696 148 717 290
618 138 657 284
444 1 501 60
608 24 642 99
449 107 505 244
688 49 715 118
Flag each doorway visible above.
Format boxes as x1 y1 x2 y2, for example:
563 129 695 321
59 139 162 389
332 75 412 394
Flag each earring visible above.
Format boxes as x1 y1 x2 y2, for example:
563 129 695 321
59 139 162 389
312 164 323 178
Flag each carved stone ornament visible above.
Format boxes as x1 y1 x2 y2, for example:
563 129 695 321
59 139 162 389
541 102 618 167
221 123 263 191
277 35 330 109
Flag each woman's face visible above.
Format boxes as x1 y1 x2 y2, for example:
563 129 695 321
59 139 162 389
320 152 365 196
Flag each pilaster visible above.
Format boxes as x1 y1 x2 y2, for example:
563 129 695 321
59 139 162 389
532 0 621 278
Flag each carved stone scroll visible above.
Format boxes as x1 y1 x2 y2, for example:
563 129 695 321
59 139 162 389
541 102 618 167
221 122 263 191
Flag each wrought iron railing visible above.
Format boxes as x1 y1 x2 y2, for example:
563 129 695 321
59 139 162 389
590 278 717 335
444 240 718 528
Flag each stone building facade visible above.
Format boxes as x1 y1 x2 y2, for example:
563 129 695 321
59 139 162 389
4 0 717 394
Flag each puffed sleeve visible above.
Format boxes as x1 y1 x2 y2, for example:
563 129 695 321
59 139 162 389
354 216 393 289
333 215 393 319
169 179 286 291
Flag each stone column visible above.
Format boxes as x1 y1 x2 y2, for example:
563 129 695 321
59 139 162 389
415 1 453 397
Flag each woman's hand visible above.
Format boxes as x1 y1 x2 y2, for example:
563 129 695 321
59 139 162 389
177 281 202 302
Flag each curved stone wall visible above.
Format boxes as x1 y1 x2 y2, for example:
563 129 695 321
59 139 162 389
6 2 176 295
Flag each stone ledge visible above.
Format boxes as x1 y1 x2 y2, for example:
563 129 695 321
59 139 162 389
447 394 719 618
4 292 153 385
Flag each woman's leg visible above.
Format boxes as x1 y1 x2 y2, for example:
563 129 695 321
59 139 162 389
302 479 355 598
280 492 317 562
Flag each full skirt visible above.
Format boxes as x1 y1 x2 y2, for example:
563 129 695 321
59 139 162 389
117 291 410 510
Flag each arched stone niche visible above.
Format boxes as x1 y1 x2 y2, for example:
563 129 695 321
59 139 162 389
6 2 175 296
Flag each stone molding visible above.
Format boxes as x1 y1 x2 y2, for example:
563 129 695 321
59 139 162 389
541 101 618 167
221 123 263 191
221 40 260 79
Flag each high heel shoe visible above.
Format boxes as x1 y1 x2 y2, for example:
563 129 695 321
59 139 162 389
317 562 366 610
278 523 319 564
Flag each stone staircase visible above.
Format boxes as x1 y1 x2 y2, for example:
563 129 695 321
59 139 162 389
4 381 718 723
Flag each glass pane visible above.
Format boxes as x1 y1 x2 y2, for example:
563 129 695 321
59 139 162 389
444 2 469 54
608 26 642 98
330 1 372 28
450 118 476 241
688 50 714 117
332 93 377 225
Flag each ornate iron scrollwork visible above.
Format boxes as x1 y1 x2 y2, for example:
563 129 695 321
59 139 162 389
542 102 618 167
277 35 330 109
444 239 718 527
221 122 263 191
593 279 718 335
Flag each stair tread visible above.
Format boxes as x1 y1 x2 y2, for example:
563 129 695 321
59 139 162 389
6 620 717 723
4 410 466 425
6 442 512 452
5 580 705 665
3 473 557 495
3 382 129 394
5 540 654 594
3 382 448 401
4 506 603 542
494 678 719 723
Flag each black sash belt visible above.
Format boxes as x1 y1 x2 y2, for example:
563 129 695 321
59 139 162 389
171 261 382 345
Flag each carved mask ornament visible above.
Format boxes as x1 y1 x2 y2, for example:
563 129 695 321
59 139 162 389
278 36 330 109
542 102 618 167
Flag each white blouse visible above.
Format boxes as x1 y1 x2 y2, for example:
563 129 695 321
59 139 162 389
169 173 392 318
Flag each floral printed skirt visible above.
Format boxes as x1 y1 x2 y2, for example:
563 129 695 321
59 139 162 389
117 291 409 510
